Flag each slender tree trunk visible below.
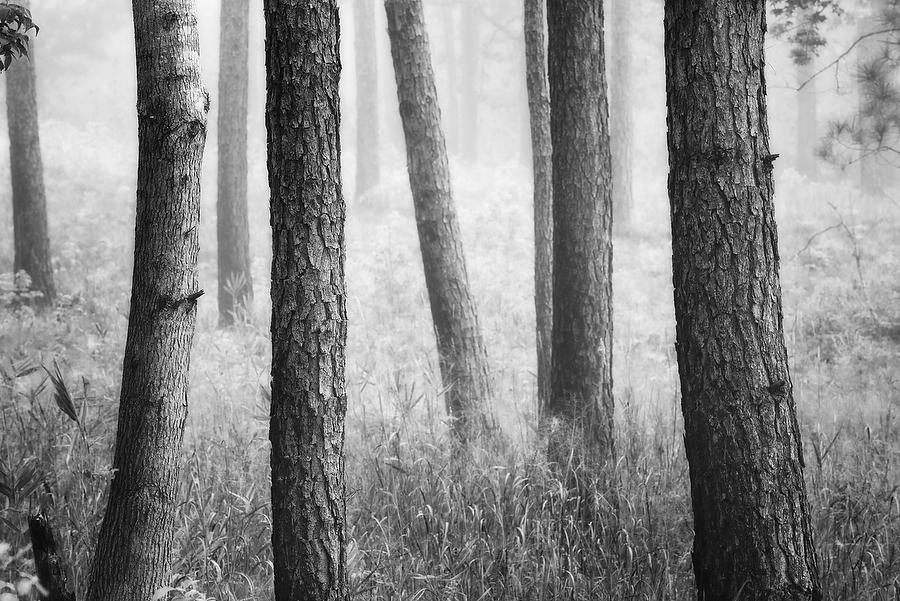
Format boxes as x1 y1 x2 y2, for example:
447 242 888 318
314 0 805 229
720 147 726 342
356 0 380 199
385 0 494 443
524 0 552 417
546 0 615 463
796 57 818 179
265 2 348 600
86 2 208 601
609 0 634 232
6 0 54 305
461 0 480 161
217 0 252 326
665 2 822 600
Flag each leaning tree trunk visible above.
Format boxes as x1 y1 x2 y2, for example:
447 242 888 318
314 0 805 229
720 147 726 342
609 0 634 233
264 2 348 600
385 0 494 443
546 0 615 464
524 0 552 417
86 2 208 601
355 0 380 199
460 0 480 161
217 0 252 326
665 2 822 600
6 0 54 305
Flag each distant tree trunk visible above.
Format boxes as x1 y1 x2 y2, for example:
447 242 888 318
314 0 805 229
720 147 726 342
665 2 822 600
609 0 634 232
796 58 818 179
86 2 208 601
546 0 615 463
264 2 348 600
6 0 54 305
524 0 552 416
217 0 252 326
460 0 480 161
29 511 75 601
356 0 380 199
385 0 494 443
441 3 460 156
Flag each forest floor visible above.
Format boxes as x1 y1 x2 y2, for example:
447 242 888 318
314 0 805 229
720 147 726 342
1 151 899 600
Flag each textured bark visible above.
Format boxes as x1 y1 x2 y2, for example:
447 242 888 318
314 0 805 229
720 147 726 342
355 0 380 199
796 57 818 179
546 0 614 462
28 511 75 601
264 2 348 600
524 0 552 417
85 2 208 601
609 0 634 232
217 0 252 326
664 2 822 600
6 0 54 305
460 0 480 161
385 0 494 442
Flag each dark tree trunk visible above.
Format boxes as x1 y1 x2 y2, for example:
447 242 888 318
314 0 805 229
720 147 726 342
609 0 634 232
665 2 822 600
546 0 615 463
217 0 252 326
524 0 552 417
460 0 480 161
85 2 208 600
355 0 380 199
796 57 818 179
385 0 494 443
264 2 348 600
6 0 54 305
29 511 75 601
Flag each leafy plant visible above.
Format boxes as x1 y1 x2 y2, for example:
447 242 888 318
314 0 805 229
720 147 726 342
0 2 37 71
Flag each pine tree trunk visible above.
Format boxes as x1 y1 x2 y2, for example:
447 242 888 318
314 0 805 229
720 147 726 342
86 2 208 601
460 0 480 161
796 57 818 179
546 0 615 463
385 0 494 443
6 0 54 305
524 0 552 417
217 0 252 326
665 2 822 600
264 2 348 600
609 0 634 232
355 0 380 199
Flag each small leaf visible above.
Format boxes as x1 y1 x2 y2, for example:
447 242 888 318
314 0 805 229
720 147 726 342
44 361 80 424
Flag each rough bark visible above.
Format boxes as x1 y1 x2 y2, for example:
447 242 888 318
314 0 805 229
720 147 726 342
796 57 818 179
609 0 634 232
355 0 380 199
664 2 822 600
385 0 494 443
264 2 348 600
6 0 54 305
545 0 615 463
460 0 480 161
217 0 253 326
28 511 75 601
524 0 552 417
85 2 208 600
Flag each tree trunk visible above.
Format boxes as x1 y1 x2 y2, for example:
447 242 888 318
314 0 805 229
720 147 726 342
796 57 818 179
29 511 76 601
264 2 348 600
524 0 552 418
85 2 208 601
355 0 380 199
385 0 494 443
217 0 252 326
664 2 822 600
609 0 634 232
546 0 615 463
6 0 54 305
460 0 480 161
